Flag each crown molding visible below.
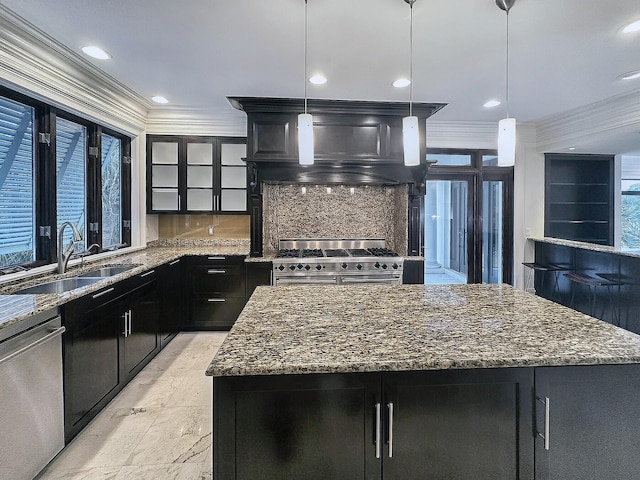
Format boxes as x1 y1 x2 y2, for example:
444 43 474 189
0 5 148 135
426 121 499 149
536 88 640 152
146 106 247 136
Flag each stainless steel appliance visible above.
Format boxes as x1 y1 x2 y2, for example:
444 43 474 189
273 238 403 285
0 309 65 480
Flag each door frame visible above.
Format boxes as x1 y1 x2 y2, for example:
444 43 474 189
425 149 514 284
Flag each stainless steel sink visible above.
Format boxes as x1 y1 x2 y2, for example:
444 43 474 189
13 277 104 295
78 264 139 278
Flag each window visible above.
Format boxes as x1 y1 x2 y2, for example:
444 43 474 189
101 133 122 248
0 96 35 268
621 156 640 251
0 87 131 271
56 117 87 253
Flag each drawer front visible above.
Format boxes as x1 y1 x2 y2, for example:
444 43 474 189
189 264 246 297
187 296 246 329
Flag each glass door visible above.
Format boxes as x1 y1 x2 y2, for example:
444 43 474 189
424 180 470 284
482 180 504 283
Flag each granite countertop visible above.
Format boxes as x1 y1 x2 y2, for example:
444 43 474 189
530 237 640 259
206 283 640 377
0 241 250 333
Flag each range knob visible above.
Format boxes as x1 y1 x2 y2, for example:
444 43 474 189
392 263 399 269
289 265 296 271
297 264 304 270
278 265 285 271
356 264 363 270
315 265 322 271
305 264 311 270
374 262 381 269
341 263 348 269
381 264 388 269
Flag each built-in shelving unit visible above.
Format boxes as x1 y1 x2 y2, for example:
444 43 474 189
544 154 614 245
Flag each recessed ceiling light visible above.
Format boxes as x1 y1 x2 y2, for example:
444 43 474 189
623 19 640 33
618 70 640 81
483 99 501 108
568 147 576 151
309 74 327 85
81 46 110 60
393 78 411 88
151 96 169 104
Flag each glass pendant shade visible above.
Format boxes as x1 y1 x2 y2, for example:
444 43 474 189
403 115 420 166
298 113 314 165
498 117 516 166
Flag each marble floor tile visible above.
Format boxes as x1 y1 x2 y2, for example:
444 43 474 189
38 332 223 480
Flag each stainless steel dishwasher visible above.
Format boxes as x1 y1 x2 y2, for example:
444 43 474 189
0 309 65 480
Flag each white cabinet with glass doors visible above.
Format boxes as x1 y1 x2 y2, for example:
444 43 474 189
147 136 247 214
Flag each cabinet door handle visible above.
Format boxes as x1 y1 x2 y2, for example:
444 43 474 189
208 256 226 261
387 402 394 458
169 259 180 265
128 310 133 336
537 396 550 450
93 287 115 299
140 270 155 278
178 194 181 211
207 269 226 274
122 311 129 337
207 298 226 303
375 402 381 459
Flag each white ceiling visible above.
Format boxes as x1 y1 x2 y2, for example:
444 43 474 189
3 0 640 152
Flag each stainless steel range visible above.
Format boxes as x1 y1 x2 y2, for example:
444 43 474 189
273 238 403 285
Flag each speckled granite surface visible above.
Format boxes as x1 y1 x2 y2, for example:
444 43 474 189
531 237 640 259
0 242 250 332
206 283 640 377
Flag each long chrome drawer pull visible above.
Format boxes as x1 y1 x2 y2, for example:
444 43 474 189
92 287 115 299
140 270 155 278
169 259 180 265
207 269 226 274
537 396 550 450
388 402 394 458
0 326 65 367
208 257 226 260
122 311 128 337
375 402 381 459
207 298 226 302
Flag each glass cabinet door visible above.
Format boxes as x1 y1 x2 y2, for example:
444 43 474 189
220 142 247 212
151 142 179 211
186 142 213 211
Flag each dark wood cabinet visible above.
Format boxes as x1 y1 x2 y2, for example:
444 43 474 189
535 364 640 480
157 258 183 347
402 259 424 284
213 368 534 480
245 261 272 298
383 369 533 480
214 373 381 480
146 135 247 214
544 154 614 245
185 255 246 330
62 271 160 442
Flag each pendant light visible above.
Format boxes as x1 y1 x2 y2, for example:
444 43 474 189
298 0 314 165
497 0 516 166
402 0 420 166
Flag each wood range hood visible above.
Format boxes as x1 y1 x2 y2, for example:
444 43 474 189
228 96 447 257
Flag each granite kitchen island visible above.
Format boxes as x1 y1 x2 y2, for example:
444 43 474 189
207 284 640 480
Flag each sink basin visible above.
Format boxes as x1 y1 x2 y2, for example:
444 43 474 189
13 277 103 295
78 265 139 278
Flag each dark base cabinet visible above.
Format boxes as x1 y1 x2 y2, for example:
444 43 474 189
535 365 640 480
402 259 424 284
62 271 160 443
185 255 246 330
158 259 183 347
246 261 272 298
213 369 534 480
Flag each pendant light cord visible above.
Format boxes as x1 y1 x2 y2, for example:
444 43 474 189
304 0 308 115
409 1 414 117
505 8 510 119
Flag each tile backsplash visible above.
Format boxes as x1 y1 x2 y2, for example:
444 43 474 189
262 184 408 256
